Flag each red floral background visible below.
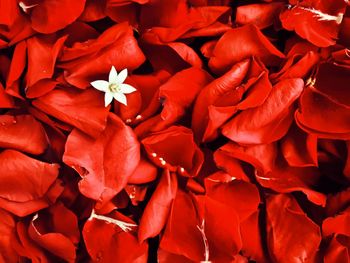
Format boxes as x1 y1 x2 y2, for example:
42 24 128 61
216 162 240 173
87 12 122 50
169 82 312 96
1 0 350 262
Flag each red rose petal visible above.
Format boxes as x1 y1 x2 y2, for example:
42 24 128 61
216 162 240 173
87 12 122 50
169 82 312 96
26 35 66 87
222 78 304 144
160 190 205 261
83 213 148 262
64 113 140 204
204 176 260 221
0 82 14 108
28 203 80 262
0 150 59 203
208 24 285 74
5 40 26 99
323 235 350 263
0 114 48 155
215 142 277 175
79 0 107 22
323 209 350 237
266 194 321 262
61 23 145 88
194 195 242 262
240 211 267 262
280 0 346 47
142 126 204 176
30 0 86 34
0 150 60 216
128 158 158 184
295 86 350 139
0 209 19 262
281 123 318 167
236 3 284 29
192 59 250 141
32 88 109 138
138 169 177 242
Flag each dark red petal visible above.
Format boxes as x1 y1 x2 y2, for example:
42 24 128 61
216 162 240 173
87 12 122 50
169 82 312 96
138 170 177 242
240 211 267 262
0 209 19 262
270 51 320 82
157 249 193 263
25 79 57 99
28 203 80 262
326 188 350 216
11 221 48 262
266 194 321 262
160 190 204 261
133 68 209 135
106 2 139 27
140 0 189 28
5 40 26 99
295 87 350 139
323 209 350 237
260 164 326 206
313 63 350 108
79 0 107 22
0 82 14 108
323 236 350 263
281 123 318 167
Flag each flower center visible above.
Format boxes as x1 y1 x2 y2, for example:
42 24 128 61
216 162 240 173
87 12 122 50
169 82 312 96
109 83 121 93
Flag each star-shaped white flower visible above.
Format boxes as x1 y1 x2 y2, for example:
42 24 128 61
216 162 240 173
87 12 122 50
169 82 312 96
90 66 137 107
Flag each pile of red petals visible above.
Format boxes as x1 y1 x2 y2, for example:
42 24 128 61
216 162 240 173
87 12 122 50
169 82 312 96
1 0 350 262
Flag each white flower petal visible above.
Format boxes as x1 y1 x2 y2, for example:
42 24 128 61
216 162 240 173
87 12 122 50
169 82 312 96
116 68 128 84
120 83 136 94
91 80 109 91
114 93 127 106
104 92 114 107
109 66 118 83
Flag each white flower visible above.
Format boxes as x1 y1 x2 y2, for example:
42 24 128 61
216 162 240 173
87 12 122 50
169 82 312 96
90 66 137 107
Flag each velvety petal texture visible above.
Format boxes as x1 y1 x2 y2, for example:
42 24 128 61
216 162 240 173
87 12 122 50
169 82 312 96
59 23 145 88
222 78 304 144
142 126 204 177
1 0 350 261
208 25 285 74
63 113 140 204
266 194 321 262
0 115 48 155
33 88 109 138
0 150 60 216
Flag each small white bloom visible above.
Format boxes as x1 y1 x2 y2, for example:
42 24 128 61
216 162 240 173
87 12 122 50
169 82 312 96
90 66 137 107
